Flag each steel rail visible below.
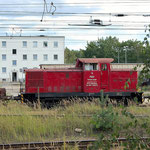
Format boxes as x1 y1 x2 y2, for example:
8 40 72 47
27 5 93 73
0 137 149 150
0 139 96 150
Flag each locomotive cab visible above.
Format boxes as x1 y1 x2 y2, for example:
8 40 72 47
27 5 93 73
76 58 113 93
83 63 100 93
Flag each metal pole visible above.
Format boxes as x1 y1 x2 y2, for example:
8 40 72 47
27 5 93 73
125 49 127 63
118 50 119 63
124 46 127 63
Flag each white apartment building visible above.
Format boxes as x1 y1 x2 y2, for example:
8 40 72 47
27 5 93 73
0 36 65 82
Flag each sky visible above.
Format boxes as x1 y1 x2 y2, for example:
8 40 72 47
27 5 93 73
0 0 150 50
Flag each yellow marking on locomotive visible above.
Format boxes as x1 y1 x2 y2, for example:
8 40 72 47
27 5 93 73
21 94 24 103
142 93 145 103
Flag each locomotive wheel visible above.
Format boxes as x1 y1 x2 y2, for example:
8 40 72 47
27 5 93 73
123 97 128 106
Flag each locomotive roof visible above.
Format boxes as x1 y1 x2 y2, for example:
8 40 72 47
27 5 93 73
77 58 114 63
25 68 82 72
76 58 114 67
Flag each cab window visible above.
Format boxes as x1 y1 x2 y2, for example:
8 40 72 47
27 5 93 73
101 64 107 71
85 63 98 70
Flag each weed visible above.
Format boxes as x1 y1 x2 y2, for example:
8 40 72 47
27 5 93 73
90 97 150 149
0 99 150 148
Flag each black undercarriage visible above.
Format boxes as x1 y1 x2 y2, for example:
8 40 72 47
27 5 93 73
22 91 143 105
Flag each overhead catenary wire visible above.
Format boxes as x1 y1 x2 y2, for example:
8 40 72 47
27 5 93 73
0 26 147 30
0 11 150 16
0 32 146 36
0 19 149 25
1 1 150 5
41 0 56 21
0 23 146 28
0 0 149 46
0 4 150 9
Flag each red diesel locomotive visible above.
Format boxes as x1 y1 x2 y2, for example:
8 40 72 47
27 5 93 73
23 58 142 103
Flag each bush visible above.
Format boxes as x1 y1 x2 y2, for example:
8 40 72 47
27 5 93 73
91 106 119 131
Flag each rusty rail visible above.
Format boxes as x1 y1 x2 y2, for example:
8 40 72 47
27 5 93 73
0 139 96 150
0 137 150 150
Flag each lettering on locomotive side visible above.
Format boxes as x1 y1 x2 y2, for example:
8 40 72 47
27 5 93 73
88 79 97 80
86 77 98 87
86 81 98 86
89 76 95 78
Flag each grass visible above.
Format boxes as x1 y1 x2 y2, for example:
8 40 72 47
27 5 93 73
0 99 150 144
0 100 97 143
141 85 150 92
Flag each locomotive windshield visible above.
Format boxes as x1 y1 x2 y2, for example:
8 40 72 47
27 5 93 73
84 63 98 71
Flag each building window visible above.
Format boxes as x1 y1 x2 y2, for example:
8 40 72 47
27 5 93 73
43 41 48 47
54 54 58 60
54 41 58 48
33 54 37 60
2 67 6 73
23 54 27 60
12 49 17 54
2 41 6 47
2 54 6 61
19 68 23 72
22 41 27 47
2 79 6 82
43 54 48 61
33 41 37 48
12 60 17 66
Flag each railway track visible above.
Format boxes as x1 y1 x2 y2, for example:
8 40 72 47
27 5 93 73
0 137 149 150
0 139 96 150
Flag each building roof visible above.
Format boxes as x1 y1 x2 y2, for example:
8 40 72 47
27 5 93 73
0 35 65 39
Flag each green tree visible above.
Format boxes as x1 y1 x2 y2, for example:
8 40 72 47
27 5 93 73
138 25 150 82
83 36 120 62
83 37 145 63
64 47 84 64
65 36 146 64
119 40 144 63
